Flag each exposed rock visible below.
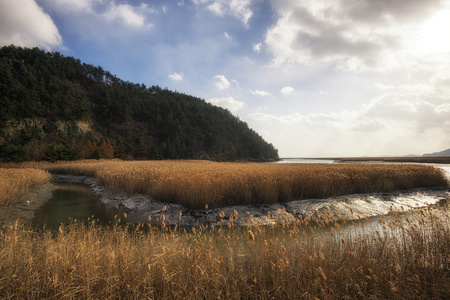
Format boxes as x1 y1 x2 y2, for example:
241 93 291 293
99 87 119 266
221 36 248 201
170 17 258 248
2 118 94 139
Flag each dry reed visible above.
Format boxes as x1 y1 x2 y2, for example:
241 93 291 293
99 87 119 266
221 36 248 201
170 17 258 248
16 159 448 209
0 168 50 209
0 161 448 298
0 205 448 299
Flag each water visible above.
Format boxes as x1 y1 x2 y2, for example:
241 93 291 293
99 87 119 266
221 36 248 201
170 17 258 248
277 158 336 164
31 182 123 230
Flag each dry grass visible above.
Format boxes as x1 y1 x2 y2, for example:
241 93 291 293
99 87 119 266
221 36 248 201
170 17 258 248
0 205 448 299
0 161 448 298
11 160 447 209
0 168 50 210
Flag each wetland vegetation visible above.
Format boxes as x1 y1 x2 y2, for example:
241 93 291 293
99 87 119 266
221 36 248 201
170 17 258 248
0 161 449 299
1 199 449 299
3 159 448 209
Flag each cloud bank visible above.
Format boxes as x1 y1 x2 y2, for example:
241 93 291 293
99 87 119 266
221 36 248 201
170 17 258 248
0 0 62 50
248 92 450 157
265 0 443 71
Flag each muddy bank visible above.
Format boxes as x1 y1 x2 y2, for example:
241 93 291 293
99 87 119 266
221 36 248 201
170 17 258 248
4 171 448 230
52 174 450 227
0 182 57 231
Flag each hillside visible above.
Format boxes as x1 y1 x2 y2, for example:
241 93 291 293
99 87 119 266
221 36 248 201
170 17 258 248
0 45 278 162
423 148 450 157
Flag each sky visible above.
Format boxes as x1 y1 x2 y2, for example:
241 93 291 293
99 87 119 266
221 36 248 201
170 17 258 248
1 0 450 157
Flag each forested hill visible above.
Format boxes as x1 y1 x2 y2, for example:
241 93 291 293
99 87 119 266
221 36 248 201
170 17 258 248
0 45 279 162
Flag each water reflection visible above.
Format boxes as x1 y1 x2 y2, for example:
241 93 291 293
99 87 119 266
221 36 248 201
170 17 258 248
31 182 123 230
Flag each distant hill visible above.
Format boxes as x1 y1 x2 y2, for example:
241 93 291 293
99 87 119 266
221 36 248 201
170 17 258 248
0 45 279 162
423 148 450 157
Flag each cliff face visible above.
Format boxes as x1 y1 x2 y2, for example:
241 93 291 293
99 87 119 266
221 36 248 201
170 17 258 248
0 46 279 162
0 118 100 162
2 119 94 138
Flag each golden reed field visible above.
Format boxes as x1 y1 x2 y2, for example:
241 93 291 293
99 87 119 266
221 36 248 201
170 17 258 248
0 161 449 299
0 206 449 299
12 159 448 209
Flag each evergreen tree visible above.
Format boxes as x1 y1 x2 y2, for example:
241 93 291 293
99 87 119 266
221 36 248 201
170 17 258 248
0 45 279 162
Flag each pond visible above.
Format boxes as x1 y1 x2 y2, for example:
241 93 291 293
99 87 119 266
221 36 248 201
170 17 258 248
31 182 123 230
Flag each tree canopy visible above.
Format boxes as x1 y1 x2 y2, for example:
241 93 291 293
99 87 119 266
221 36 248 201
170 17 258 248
0 45 279 162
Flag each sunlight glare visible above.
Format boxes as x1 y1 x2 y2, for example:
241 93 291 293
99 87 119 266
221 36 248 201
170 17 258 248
415 10 450 54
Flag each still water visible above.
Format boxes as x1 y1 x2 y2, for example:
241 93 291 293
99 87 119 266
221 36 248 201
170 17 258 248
31 182 122 230
277 158 336 164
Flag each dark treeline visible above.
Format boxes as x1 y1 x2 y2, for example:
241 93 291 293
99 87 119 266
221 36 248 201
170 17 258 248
0 45 279 162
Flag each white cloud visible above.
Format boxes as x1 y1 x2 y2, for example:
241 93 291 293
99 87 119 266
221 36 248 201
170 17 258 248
364 93 450 128
207 96 247 112
207 1 223 16
102 3 148 28
250 89 271 97
247 92 450 157
0 0 62 50
213 74 230 90
373 69 450 101
42 0 154 30
168 72 183 81
429 71 450 99
228 0 253 25
253 43 262 53
280 86 295 95
193 0 253 25
265 0 445 72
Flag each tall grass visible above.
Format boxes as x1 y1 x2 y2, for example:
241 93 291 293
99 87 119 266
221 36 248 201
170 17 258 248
1 161 448 298
0 168 50 209
1 205 448 299
21 160 449 209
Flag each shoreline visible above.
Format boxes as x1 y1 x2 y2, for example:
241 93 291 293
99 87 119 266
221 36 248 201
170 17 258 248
0 181 57 231
3 167 449 230
51 174 450 227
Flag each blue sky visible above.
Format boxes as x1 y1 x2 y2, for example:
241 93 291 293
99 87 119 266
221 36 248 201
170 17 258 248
2 0 450 157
